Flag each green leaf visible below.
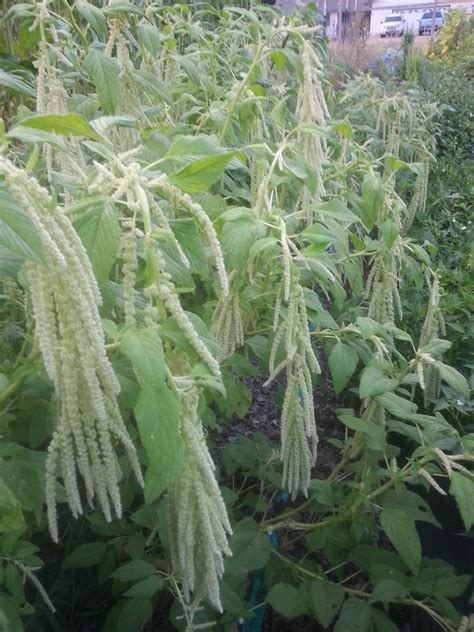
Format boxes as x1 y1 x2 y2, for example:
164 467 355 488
75 0 107 36
380 220 399 249
74 202 120 284
168 152 236 193
379 489 440 527
221 210 263 271
120 328 166 387
372 609 398 632
19 114 102 141
0 69 35 97
374 392 417 419
110 560 156 582
0 477 24 532
328 342 358 394
359 366 398 398
135 384 184 504
337 411 386 451
0 594 24 632
84 49 120 114
62 542 107 569
358 173 384 231
137 23 162 56
450 472 474 530
308 199 359 223
123 575 163 598
225 518 272 575
372 579 407 601
0 184 45 264
436 363 470 400
117 597 152 632
334 598 372 632
380 508 421 575
267 583 307 618
310 580 345 627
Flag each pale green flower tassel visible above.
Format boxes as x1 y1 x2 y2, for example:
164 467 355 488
0 158 143 542
167 380 232 612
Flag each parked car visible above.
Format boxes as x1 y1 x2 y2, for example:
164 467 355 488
418 11 444 35
380 15 406 38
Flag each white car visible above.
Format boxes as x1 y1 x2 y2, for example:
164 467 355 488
380 15 406 37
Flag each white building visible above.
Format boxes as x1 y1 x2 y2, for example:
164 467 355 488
272 0 473 37
370 0 473 35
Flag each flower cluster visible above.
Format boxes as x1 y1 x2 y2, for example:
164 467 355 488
0 158 143 541
365 254 402 323
267 283 320 498
211 272 244 360
295 39 329 218
167 380 232 612
418 273 446 403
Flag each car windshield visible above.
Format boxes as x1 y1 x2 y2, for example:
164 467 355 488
385 16 402 22
422 12 442 18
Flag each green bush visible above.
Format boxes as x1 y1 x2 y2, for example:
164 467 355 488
0 3 472 632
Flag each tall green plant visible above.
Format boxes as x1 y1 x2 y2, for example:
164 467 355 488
0 2 471 631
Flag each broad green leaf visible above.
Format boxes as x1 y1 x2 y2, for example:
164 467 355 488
75 0 107 36
358 173 384 231
19 114 101 141
372 609 398 632
436 363 470 399
0 246 23 276
334 598 372 632
168 152 236 193
380 219 399 249
355 316 383 339
0 477 24 532
359 366 398 398
103 1 143 17
74 202 120 284
120 328 166 387
62 542 107 569
0 69 35 97
328 342 358 394
310 580 345 627
117 597 152 632
0 594 24 632
123 575 163 598
169 218 208 275
379 489 440 527
225 518 272 575
267 583 308 618
110 560 156 582
337 411 386 451
221 210 263 271
135 384 184 504
137 23 162 56
308 199 359 223
0 184 45 264
380 508 421 575
450 472 474 530
372 579 407 601
375 392 417 419
412 559 470 598
84 49 120 114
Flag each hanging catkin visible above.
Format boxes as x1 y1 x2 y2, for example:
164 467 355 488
167 380 232 612
0 158 143 542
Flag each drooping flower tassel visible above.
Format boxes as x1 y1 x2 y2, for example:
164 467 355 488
281 353 318 499
167 380 232 612
0 158 143 542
